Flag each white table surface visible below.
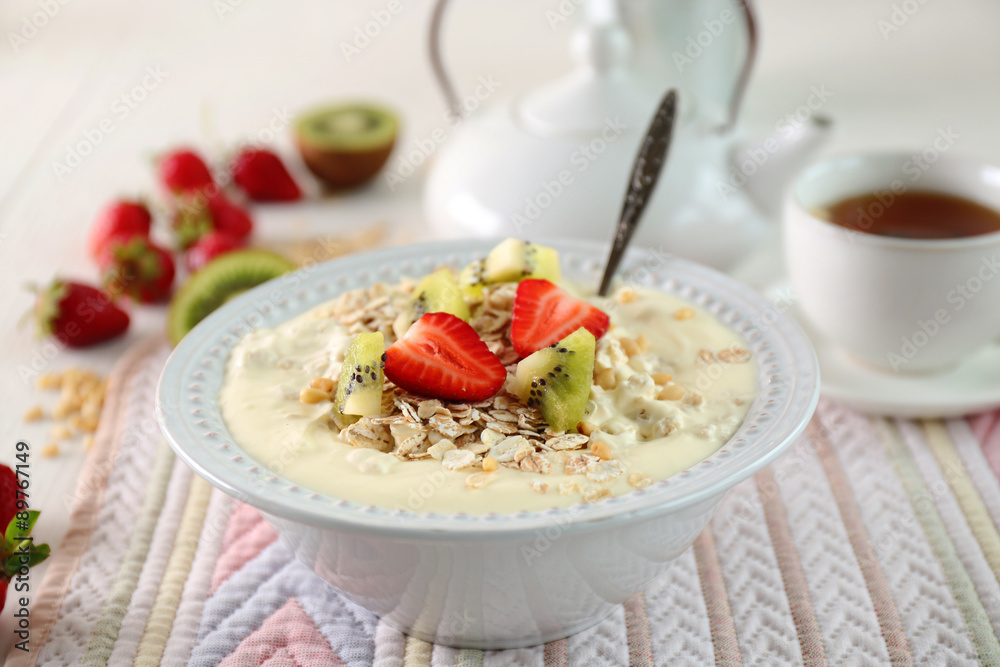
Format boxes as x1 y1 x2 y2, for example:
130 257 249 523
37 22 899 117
2 0 999 656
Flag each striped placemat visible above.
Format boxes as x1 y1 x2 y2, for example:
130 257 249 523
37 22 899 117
9 337 1000 666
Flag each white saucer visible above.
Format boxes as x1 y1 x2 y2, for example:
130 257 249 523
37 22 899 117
764 282 1000 418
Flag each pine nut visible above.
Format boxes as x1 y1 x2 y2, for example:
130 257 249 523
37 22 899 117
636 334 649 352
596 368 617 390
577 421 597 437
674 307 695 321
620 337 641 357
482 456 498 472
50 425 73 440
658 384 686 401
23 405 44 422
592 441 612 460
36 372 62 390
651 372 673 385
617 288 639 304
41 443 60 458
299 388 330 404
310 377 335 393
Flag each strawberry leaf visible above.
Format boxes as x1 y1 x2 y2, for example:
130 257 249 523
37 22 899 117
4 510 39 550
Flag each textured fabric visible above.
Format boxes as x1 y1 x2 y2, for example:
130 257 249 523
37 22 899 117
11 339 1000 666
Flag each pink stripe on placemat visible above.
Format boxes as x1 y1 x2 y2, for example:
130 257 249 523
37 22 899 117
211 503 277 594
543 639 567 666
968 412 996 443
755 467 827 667
693 528 742 666
809 419 914 666
975 412 1000 482
622 594 655 666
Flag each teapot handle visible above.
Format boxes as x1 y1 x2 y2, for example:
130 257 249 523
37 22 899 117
428 0 757 127
721 0 758 133
428 0 461 116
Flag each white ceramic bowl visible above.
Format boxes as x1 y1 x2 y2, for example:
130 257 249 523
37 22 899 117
156 239 819 649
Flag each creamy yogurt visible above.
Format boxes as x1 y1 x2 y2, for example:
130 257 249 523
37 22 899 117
218 287 757 514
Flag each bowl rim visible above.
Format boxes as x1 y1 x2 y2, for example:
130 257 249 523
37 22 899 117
156 238 820 540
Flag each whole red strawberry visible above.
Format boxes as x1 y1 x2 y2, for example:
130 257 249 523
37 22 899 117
230 148 302 202
184 231 246 273
207 194 253 238
100 236 176 303
30 279 129 347
0 463 51 613
170 194 213 250
158 148 214 195
87 200 151 260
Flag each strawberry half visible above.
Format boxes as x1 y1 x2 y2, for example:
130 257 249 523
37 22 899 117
230 148 302 202
384 312 506 401
30 279 130 347
207 193 253 238
184 231 245 273
87 200 151 260
100 236 176 303
511 279 610 357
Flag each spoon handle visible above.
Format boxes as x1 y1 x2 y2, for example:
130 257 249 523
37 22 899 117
598 89 679 297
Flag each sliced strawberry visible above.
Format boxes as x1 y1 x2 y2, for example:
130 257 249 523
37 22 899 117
511 279 610 357
100 236 176 303
384 312 505 401
184 231 245 273
87 200 151 260
30 279 129 347
158 148 214 195
230 148 302 202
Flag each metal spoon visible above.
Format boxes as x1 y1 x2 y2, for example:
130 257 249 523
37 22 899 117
598 89 679 297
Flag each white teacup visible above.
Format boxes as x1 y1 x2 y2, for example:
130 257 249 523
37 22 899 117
784 152 1000 373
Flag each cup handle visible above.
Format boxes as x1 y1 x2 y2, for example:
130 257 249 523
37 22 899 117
428 0 461 116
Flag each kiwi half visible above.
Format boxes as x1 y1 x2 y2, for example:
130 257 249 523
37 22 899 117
294 103 398 190
167 249 297 345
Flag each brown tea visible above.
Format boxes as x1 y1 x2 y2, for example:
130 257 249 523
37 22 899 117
821 190 1000 239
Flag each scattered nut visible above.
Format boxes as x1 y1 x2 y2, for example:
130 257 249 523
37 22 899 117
591 441 612 460
620 337 641 357
50 425 72 440
36 373 62 390
577 421 597 437
658 384 686 401
596 368 617 390
23 405 44 422
299 387 330 404
651 372 673 385
41 443 60 458
636 334 649 352
675 307 695 321
617 288 639 304
310 377 335 393
482 456 498 472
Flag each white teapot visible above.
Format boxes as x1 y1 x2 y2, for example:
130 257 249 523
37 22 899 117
423 0 830 270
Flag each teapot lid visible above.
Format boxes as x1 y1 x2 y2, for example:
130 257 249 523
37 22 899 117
515 15 672 136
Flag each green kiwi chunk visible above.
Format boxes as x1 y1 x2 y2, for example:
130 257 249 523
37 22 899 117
512 327 595 432
167 249 296 345
482 238 561 285
457 259 487 301
335 332 385 417
294 103 398 190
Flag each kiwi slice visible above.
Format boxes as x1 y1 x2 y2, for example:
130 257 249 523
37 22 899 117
294 103 398 190
457 259 487 302
482 238 561 285
167 249 297 345
335 332 385 417
512 327 595 432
